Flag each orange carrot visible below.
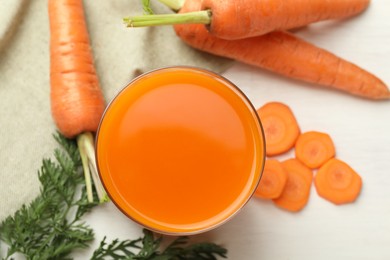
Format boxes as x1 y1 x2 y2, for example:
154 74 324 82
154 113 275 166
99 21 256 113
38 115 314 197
48 0 107 203
254 159 288 199
168 0 390 100
49 0 105 139
314 158 362 205
273 159 313 212
295 131 336 169
257 102 300 156
195 0 370 40
127 0 370 40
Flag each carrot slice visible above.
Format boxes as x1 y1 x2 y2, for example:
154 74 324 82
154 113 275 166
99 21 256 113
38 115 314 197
314 158 362 205
257 102 300 156
254 159 288 199
273 159 313 212
295 131 336 169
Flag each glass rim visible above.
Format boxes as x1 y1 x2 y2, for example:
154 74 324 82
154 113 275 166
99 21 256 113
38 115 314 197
95 65 266 235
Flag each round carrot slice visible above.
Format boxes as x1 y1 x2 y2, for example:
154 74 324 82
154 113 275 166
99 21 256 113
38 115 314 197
254 159 288 199
314 158 362 205
257 102 300 156
295 131 335 169
273 159 313 212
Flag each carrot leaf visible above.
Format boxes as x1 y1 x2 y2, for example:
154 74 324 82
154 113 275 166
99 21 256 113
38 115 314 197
0 133 97 259
90 236 141 259
91 229 227 259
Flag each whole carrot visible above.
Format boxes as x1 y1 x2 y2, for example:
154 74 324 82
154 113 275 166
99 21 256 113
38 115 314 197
49 0 108 202
49 0 105 138
170 0 389 100
126 0 370 40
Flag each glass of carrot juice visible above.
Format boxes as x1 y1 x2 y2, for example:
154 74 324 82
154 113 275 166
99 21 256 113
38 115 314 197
96 66 265 235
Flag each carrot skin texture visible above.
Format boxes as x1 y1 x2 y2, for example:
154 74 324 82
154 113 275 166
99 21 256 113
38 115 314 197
49 0 105 138
174 1 389 100
200 0 370 40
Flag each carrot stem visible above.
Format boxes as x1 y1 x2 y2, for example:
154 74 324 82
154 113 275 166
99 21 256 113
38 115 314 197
84 133 110 203
77 133 94 202
123 10 211 27
158 0 184 11
77 132 109 203
143 0 154 14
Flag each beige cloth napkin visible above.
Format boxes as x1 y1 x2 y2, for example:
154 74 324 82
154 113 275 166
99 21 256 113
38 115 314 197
0 0 231 221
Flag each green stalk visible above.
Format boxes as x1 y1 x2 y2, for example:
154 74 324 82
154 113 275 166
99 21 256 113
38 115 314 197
123 10 211 27
83 133 110 203
77 134 93 202
77 132 109 203
157 0 185 11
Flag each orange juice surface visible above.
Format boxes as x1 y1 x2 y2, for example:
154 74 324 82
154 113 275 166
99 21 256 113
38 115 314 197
96 67 265 234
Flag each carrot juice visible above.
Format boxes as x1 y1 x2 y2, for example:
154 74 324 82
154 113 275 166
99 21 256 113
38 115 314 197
96 67 265 235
